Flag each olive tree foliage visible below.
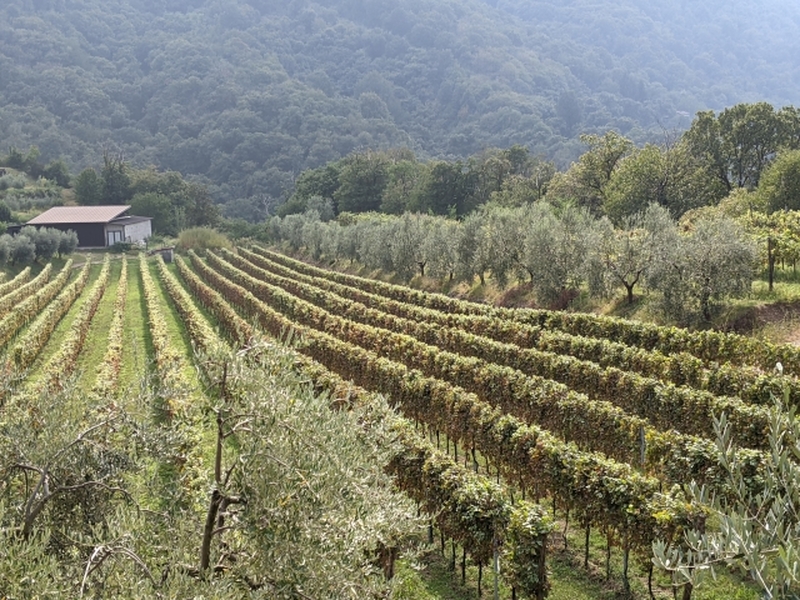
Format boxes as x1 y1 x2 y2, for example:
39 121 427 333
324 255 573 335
422 218 459 281
199 343 420 598
587 204 674 304
386 213 435 281
357 216 396 273
519 202 599 306
0 384 139 596
653 394 800 600
20 225 59 260
482 205 529 287
300 210 327 260
0 227 77 265
7 233 36 264
646 215 756 323
456 211 496 285
0 342 420 598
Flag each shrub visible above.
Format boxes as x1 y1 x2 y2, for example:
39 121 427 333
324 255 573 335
0 173 27 191
176 227 232 253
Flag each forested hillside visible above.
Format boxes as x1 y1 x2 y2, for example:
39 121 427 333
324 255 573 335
1 0 798 219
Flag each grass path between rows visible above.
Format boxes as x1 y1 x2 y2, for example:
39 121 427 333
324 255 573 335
116 256 153 400
143 258 205 399
74 259 122 394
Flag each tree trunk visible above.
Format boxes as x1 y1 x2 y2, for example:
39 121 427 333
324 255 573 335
200 489 222 574
584 524 590 568
625 282 635 304
681 582 693 600
768 236 775 292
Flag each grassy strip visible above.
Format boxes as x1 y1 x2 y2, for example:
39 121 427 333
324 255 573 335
85 256 127 396
117 255 151 398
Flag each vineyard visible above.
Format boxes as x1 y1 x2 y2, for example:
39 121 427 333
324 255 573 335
0 245 794 598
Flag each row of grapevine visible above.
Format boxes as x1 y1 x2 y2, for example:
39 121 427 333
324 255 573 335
0 263 53 320
188 251 702 565
91 255 128 398
206 250 771 461
8 260 92 373
0 260 91 407
0 260 72 351
154 255 225 356
242 247 794 405
170 254 552 600
138 254 193 413
174 255 254 346
0 267 31 300
295 348 551 599
25 256 111 397
251 245 800 375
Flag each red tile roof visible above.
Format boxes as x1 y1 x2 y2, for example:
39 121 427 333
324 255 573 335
27 205 131 225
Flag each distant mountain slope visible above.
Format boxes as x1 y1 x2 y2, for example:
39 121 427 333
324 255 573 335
0 0 797 218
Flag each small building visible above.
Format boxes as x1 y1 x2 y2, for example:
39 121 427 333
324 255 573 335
26 205 153 248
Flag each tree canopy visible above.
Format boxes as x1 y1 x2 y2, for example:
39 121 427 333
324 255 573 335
1 0 799 218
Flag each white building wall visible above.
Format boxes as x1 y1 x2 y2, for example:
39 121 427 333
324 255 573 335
123 220 152 243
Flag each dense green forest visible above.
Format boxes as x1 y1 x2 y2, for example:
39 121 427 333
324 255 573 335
1 0 799 220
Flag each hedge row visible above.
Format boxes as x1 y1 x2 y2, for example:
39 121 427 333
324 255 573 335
155 255 225 356
0 260 72 359
0 263 53 320
0 266 31 300
173 255 255 347
139 254 193 414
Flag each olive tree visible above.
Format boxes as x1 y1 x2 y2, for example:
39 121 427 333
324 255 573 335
520 202 597 306
387 213 433 281
8 233 36 264
588 204 674 304
646 215 756 323
456 212 495 285
0 342 420 598
422 218 460 281
653 392 800 599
